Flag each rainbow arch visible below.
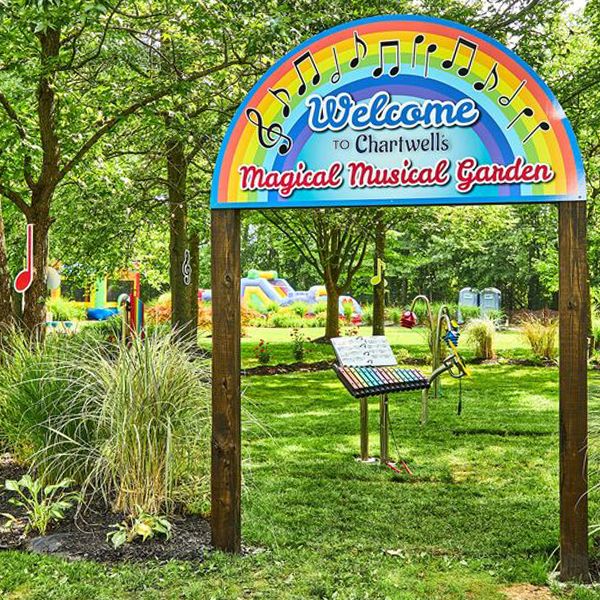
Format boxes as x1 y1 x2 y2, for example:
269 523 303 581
211 15 585 209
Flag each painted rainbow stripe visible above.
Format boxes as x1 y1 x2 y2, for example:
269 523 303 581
211 15 585 208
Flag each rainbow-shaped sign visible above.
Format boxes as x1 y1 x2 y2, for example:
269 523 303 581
211 15 585 209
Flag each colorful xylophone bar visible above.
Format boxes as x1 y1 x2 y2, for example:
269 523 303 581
333 365 430 398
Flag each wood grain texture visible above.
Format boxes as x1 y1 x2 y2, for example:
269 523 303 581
211 209 241 553
558 201 590 581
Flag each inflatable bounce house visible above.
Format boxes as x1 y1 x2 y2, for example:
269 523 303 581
199 269 362 319
51 269 141 321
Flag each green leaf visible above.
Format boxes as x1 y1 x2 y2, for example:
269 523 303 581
4 479 19 492
107 528 127 549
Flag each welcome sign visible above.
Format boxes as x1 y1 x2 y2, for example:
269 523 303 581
211 16 585 208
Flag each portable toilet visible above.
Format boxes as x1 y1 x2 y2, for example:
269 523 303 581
457 287 479 322
480 287 501 315
458 287 479 308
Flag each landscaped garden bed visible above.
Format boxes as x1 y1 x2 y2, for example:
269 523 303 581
0 455 212 563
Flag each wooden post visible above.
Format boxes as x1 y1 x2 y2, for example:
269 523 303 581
211 209 242 553
558 201 589 581
379 394 389 463
360 397 369 460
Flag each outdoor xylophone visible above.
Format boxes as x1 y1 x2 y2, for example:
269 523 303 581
330 335 469 468
333 365 429 397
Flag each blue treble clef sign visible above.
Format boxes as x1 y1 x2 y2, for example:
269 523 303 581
245 108 292 155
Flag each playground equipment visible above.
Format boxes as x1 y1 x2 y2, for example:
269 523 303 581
331 334 468 468
118 293 144 344
199 269 362 319
51 268 142 321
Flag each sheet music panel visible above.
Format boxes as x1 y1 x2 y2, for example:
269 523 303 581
331 336 398 367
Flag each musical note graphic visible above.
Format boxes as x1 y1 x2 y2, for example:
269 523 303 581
349 30 368 69
499 80 526 106
424 43 437 78
331 47 342 84
411 34 424 68
373 40 400 77
523 121 550 143
182 249 191 286
442 36 478 77
268 87 291 118
370 258 388 287
293 51 321 95
245 108 292 155
14 223 33 294
506 107 534 130
473 62 499 92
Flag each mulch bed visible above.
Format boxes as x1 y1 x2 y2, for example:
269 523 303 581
242 356 562 377
0 454 214 563
243 359 335 376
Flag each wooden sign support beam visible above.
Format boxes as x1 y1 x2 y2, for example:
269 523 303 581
211 209 242 553
558 201 589 581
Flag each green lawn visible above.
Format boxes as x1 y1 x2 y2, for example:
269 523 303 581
2 334 599 598
204 325 533 368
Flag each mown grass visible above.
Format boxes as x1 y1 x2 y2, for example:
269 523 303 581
1 347 599 598
202 325 533 368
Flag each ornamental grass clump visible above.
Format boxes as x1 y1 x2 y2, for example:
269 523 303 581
521 315 558 361
465 317 496 360
0 331 211 517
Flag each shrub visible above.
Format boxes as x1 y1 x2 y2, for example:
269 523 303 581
410 303 432 327
342 301 354 323
484 308 505 323
89 315 123 342
264 300 280 314
361 303 373 326
269 312 304 328
312 302 327 314
46 297 87 322
458 305 480 322
0 333 79 464
521 315 558 360
289 302 309 318
291 328 306 361
593 300 600 349
254 339 271 364
312 314 327 327
0 331 211 517
465 317 496 360
386 306 402 326
146 297 172 325
432 302 458 321
592 313 600 351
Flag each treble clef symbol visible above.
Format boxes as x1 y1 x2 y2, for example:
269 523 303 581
182 249 191 286
245 108 292 155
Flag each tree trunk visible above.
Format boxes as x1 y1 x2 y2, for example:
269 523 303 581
189 231 200 334
20 29 61 340
0 199 15 330
372 215 385 336
324 279 340 339
166 136 193 342
22 205 50 340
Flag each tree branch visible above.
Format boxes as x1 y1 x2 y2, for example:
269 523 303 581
0 181 30 215
0 91 35 189
58 58 246 181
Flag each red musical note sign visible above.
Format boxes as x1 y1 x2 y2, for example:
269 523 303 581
14 223 33 294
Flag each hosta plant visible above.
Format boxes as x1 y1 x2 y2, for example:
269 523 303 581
107 510 172 549
2 475 80 535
